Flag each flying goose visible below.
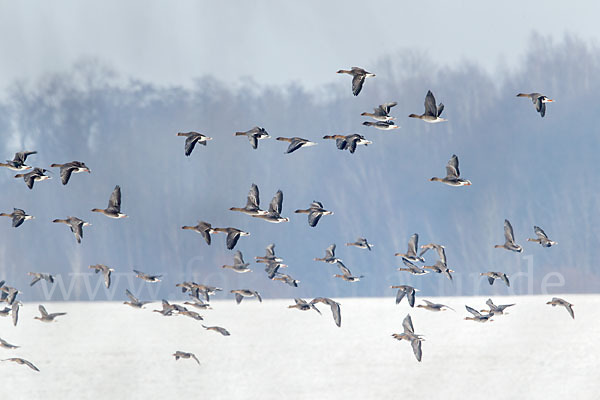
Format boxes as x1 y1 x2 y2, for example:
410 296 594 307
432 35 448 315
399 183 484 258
212 227 250 250
295 201 333 227
346 237 373 250
422 245 454 281
14 167 51 189
333 261 364 282
390 285 419 307
177 132 213 156
89 264 114 289
229 183 267 216
252 190 289 223
0 285 19 305
481 298 515 316
271 272 300 287
494 219 523 252
1 357 39 372
34 305 67 322
336 67 375 96
276 136 318 154
123 289 150 309
0 151 37 171
430 155 471 186
417 299 454 312
235 126 270 149
181 220 215 245
201 325 231 336
409 90 446 123
52 216 91 244
0 337 19 349
173 351 200 365
255 244 284 264
322 134 371 154
91 185 127 218
480 271 510 287
310 297 341 327
133 270 162 282
231 289 262 304
314 244 341 264
177 282 222 302
395 234 425 262
362 120 399 130
516 93 554 117
178 309 204 321
49 161 90 185
222 251 252 273
546 297 574 319
0 208 34 228
397 258 429 275
183 299 212 310
391 314 424 362
527 226 557 247
361 102 397 121
464 305 494 322
288 298 321 314
27 272 55 287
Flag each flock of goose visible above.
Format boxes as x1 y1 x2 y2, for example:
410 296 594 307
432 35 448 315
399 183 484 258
0 66 573 371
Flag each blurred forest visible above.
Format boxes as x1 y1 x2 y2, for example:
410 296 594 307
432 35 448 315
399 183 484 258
1 34 599 301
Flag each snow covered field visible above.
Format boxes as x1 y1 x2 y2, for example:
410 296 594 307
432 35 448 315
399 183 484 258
2 294 598 399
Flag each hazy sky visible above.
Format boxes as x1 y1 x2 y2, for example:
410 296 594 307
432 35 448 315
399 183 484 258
1 1 600 93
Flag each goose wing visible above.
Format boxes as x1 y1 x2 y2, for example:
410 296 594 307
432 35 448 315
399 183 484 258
107 185 122 212
411 339 422 362
233 250 245 265
336 261 352 276
247 184 260 209
60 165 74 185
226 230 241 250
285 138 306 154
446 155 460 178
325 244 336 259
407 234 419 258
269 190 283 214
395 289 406 305
424 90 438 117
503 219 516 244
352 74 365 96
465 305 483 317
402 314 415 334
184 135 199 156
308 211 322 227
534 226 549 240
39 305 49 318
125 289 139 303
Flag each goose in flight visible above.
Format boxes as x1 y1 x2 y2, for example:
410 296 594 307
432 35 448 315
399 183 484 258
231 289 262 304
0 151 37 171
397 258 429 275
177 132 212 156
481 298 515 316
422 245 454 281
527 226 557 247
295 201 333 227
213 227 250 250
409 90 446 123
333 261 363 282
229 183 267 216
0 285 19 305
0 208 34 228
395 234 425 263
271 272 300 287
91 185 127 218
516 93 554 117
417 299 454 312
222 251 252 273
235 126 270 149
252 190 289 223
362 120 399 130
546 297 574 319
50 161 91 185
1 357 39 372
89 264 114 289
52 216 91 244
14 167 51 189
430 155 471 186
390 285 418 307
314 244 341 264
337 67 375 96
133 270 162 282
0 337 19 349
255 243 284 264
288 298 321 314
494 219 523 252
181 220 215 245
173 351 200 365
27 272 55 287
361 102 397 121
123 289 150 309
310 297 341 327
480 271 510 287
201 325 231 336
391 314 424 362
11 301 21 327
464 305 494 322
178 309 204 321
183 299 212 310
34 305 67 322
323 134 371 154
276 136 318 154
346 237 373 251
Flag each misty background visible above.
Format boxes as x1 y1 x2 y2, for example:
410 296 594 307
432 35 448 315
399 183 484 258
1 31 599 301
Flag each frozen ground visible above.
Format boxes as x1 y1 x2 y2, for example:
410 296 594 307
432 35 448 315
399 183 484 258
1 294 598 399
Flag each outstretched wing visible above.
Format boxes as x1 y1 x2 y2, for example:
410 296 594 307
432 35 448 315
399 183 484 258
39 305 49 318
336 261 352 276
308 211 322 227
504 219 516 244
352 74 365 96
330 301 341 327
402 314 414 334
534 226 548 240
184 135 199 156
233 250 245 265
407 234 419 257
424 90 438 117
436 103 444 117
247 184 260 209
269 190 283 214
395 289 406 305
125 289 139 303
465 305 482 317
325 244 336 259
60 166 74 185
265 243 275 257
226 231 241 250
234 293 243 304
411 339 423 362
446 155 460 178
107 185 122 212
